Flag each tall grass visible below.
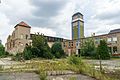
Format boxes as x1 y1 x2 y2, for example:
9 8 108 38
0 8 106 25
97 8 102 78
67 56 117 80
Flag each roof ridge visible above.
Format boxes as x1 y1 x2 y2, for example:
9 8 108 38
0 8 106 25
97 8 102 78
14 21 31 28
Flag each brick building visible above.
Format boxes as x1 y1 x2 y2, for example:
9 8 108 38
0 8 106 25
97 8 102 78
63 28 120 56
5 21 64 54
62 12 120 56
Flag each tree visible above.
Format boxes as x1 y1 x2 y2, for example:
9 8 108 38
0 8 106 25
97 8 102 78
96 40 110 60
0 43 5 56
81 38 96 58
32 34 46 57
51 42 65 58
31 34 53 59
23 46 32 60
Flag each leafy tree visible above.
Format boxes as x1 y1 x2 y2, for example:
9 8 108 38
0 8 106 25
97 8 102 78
31 34 53 59
81 38 96 58
0 43 5 56
23 46 32 60
96 40 110 60
51 42 65 58
31 47 40 58
32 34 46 57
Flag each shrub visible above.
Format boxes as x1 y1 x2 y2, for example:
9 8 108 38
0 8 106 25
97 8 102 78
23 46 32 60
51 42 66 58
96 40 110 60
68 56 82 65
14 53 23 61
0 44 5 57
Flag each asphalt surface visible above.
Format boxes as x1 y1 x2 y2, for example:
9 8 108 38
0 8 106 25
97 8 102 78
0 72 96 80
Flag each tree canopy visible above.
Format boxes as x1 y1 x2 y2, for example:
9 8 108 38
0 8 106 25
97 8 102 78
96 40 110 60
81 38 96 58
0 43 5 56
51 42 65 58
31 34 53 59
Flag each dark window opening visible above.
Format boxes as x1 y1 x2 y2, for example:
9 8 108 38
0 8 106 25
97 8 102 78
26 35 28 39
113 46 117 53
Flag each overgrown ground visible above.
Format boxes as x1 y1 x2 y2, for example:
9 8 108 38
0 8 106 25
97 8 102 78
0 56 119 80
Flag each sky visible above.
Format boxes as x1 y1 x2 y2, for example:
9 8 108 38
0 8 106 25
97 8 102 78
0 0 120 45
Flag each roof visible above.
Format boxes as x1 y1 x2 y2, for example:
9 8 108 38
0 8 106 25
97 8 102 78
30 33 64 39
14 21 31 28
109 28 120 34
72 12 83 17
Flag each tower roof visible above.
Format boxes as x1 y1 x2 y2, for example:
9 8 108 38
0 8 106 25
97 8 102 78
72 12 83 17
14 21 31 28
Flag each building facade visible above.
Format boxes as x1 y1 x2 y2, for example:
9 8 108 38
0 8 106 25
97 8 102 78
5 21 32 54
62 12 120 56
6 13 120 56
63 29 120 56
5 21 64 54
72 12 84 40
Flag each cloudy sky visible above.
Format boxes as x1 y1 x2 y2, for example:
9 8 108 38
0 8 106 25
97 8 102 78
0 0 120 45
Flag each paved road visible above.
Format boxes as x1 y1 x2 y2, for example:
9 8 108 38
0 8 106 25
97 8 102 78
84 59 120 72
0 72 40 80
0 57 17 65
0 72 96 80
48 74 96 80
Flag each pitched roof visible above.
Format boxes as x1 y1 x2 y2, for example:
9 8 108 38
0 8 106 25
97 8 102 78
109 28 120 34
14 21 31 28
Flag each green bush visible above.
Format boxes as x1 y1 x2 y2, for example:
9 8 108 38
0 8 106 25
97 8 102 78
96 40 110 60
22 46 31 60
81 38 96 58
0 44 5 57
14 53 23 61
51 42 66 58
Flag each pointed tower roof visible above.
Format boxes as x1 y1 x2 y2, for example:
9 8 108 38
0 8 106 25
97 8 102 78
14 21 31 28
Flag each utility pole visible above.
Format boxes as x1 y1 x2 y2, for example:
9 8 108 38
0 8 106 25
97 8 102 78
99 55 102 72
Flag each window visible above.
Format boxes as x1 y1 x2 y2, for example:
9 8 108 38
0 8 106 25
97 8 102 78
95 38 100 44
113 37 117 41
63 42 66 47
76 42 78 47
113 46 117 53
13 41 15 47
69 42 71 47
71 42 73 46
21 43 24 46
26 35 28 39
20 34 24 39
26 43 28 46
107 38 112 42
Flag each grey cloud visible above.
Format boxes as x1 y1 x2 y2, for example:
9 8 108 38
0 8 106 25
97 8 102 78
30 0 67 18
24 0 69 28
4 0 68 28
94 10 120 24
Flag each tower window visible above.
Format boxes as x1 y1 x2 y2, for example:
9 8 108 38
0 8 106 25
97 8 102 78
26 35 28 39
20 34 24 39
69 42 71 47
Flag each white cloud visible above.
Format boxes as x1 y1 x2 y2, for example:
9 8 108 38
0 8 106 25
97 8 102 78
0 13 14 45
1 0 120 45
31 27 56 37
